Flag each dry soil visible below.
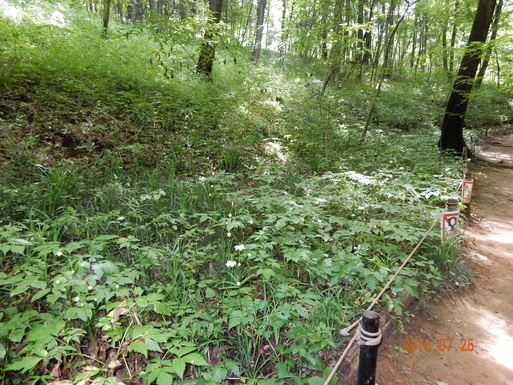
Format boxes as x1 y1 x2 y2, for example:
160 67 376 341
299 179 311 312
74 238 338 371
375 134 513 385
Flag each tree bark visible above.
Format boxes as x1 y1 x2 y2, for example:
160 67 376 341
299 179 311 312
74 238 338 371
252 0 267 62
102 0 112 37
196 0 224 79
475 0 502 89
439 0 497 154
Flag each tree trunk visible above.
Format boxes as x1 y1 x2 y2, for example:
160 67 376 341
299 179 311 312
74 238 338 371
196 0 224 79
439 0 497 154
102 0 112 37
279 0 287 66
448 0 459 75
252 0 267 62
475 0 502 89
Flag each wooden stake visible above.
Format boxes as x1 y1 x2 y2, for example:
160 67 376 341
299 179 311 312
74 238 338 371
357 310 381 385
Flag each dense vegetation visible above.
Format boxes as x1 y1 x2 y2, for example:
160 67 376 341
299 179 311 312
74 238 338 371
1 0 512 384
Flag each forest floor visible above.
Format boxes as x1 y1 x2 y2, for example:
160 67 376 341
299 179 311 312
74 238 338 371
376 134 513 385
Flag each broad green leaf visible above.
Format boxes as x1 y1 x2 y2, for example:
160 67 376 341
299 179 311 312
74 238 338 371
128 341 148 357
209 365 228 383
4 356 42 373
10 245 25 255
157 371 174 385
10 285 31 296
307 377 325 385
31 288 51 302
154 302 171 316
205 287 216 299
172 357 186 378
9 328 25 343
228 310 254 329
0 343 6 360
147 339 163 353
147 367 163 384
92 260 119 278
183 353 208 366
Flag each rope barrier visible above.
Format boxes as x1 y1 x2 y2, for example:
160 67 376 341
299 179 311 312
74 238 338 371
323 210 444 385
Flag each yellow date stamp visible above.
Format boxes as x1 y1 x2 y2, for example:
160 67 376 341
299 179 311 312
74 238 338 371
403 338 475 352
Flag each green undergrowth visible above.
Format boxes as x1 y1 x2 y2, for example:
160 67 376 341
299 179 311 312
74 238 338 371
0 136 467 385
0 1 490 384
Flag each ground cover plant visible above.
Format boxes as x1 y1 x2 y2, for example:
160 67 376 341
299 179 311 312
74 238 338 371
1 1 512 384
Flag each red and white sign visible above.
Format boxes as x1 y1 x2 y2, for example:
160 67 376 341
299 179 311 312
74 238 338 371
462 179 474 204
441 211 459 240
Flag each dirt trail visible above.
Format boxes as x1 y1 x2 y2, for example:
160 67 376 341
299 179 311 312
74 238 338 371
376 134 513 385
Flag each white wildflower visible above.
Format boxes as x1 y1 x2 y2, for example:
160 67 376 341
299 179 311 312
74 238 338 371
226 260 237 268
56 251 63 257
88 285 93 290
227 232 232 237
236 282 241 286
73 296 80 302
234 244 245 251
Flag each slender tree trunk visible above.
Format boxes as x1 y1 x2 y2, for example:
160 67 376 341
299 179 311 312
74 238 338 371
361 0 410 140
441 27 448 72
241 0 254 45
475 0 502 89
439 0 497 154
279 0 287 66
102 0 112 37
448 0 459 75
196 0 224 79
252 0 267 62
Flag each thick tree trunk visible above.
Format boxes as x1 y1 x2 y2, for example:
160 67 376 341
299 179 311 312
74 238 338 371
439 0 497 154
252 0 267 62
196 0 224 79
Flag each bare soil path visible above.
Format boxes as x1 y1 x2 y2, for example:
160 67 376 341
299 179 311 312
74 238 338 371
375 134 513 385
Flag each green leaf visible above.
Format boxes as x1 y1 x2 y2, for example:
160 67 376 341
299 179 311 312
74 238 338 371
210 365 228 383
157 371 174 385
404 285 419 299
128 340 149 357
183 353 208 366
228 310 254 329
172 357 186 379
92 261 119 278
31 288 51 302
154 302 171 316
307 377 325 385
9 328 25 343
205 288 216 299
9 244 25 255
10 285 30 296
4 356 42 373
147 339 163 353
147 367 163 384
0 343 6 360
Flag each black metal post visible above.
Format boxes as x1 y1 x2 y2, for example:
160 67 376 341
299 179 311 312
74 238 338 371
357 310 381 385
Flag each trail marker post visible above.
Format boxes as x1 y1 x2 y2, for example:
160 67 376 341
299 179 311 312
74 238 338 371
441 198 460 241
462 173 474 213
357 310 381 385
